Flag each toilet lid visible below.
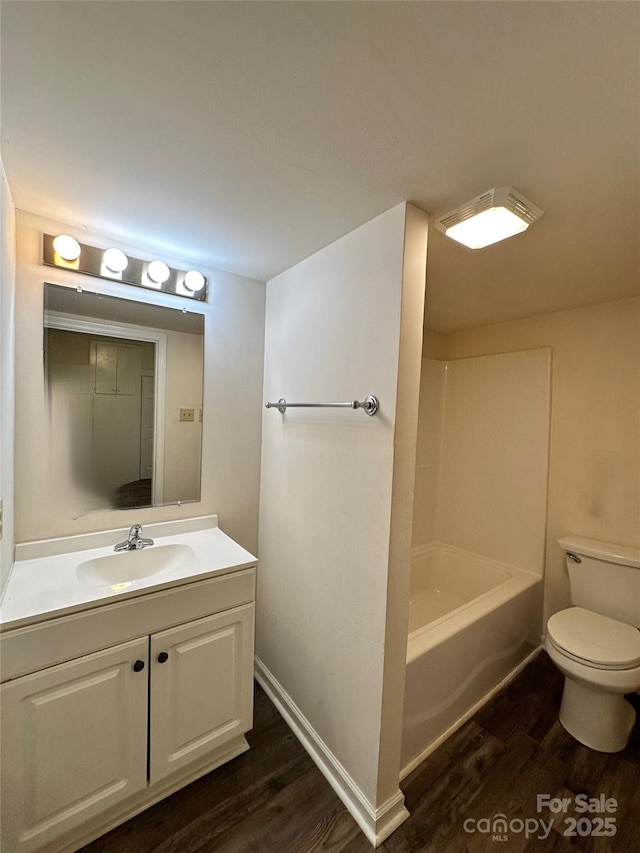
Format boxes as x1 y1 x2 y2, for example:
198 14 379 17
548 608 640 669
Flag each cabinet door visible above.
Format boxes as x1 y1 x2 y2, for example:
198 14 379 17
1 637 149 852
150 603 254 784
115 345 142 395
94 342 118 394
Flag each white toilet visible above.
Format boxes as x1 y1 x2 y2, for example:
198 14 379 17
545 536 640 753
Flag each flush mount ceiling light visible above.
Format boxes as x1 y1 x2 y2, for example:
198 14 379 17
42 234 207 301
103 247 129 273
52 234 81 261
434 187 543 249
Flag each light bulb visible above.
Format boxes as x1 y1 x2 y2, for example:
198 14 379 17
147 260 170 284
53 234 81 261
184 270 205 292
103 248 129 273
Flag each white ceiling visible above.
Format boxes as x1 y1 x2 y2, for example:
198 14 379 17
2 2 638 332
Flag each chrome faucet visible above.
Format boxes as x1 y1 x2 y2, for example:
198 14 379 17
114 524 155 552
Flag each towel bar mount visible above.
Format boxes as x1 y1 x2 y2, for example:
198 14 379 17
265 396 379 416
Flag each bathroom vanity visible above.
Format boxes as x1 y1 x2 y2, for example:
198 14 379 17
0 516 257 853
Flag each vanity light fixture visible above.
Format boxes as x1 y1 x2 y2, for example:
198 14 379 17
103 247 129 273
147 260 170 284
434 187 543 249
184 270 205 292
52 234 81 261
42 234 207 302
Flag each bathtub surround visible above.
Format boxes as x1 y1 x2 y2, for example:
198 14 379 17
0 159 16 591
413 359 445 546
13 211 266 553
405 349 550 772
438 298 640 623
414 349 551 574
257 203 428 845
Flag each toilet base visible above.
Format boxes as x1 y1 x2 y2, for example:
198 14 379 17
559 677 636 753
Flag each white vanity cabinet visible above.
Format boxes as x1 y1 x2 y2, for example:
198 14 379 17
150 603 254 784
1 638 150 852
0 565 256 853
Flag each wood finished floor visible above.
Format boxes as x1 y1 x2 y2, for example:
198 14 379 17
81 653 640 852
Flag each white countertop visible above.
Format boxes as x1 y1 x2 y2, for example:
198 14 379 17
0 517 257 632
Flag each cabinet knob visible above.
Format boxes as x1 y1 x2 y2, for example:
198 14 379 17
133 659 145 672
157 652 169 664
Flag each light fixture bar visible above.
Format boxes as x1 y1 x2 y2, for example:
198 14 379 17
42 234 207 302
434 187 543 249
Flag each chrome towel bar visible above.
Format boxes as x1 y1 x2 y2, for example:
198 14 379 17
265 395 379 416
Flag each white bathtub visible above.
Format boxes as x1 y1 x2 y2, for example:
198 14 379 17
401 542 542 778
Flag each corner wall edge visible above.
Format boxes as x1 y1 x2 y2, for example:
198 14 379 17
254 656 409 847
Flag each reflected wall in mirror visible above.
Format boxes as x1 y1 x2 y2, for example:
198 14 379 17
44 283 204 512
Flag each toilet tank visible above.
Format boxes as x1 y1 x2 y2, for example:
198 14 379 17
560 537 640 627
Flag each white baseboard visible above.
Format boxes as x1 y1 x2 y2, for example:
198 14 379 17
254 656 409 848
400 645 541 781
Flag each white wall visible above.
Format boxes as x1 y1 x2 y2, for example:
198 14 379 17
441 298 640 623
14 211 265 553
0 161 16 589
257 204 427 841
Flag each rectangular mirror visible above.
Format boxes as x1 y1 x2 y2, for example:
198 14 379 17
44 283 204 512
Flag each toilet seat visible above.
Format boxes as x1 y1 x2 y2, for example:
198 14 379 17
547 607 640 670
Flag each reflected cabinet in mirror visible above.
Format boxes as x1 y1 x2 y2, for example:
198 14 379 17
44 283 204 512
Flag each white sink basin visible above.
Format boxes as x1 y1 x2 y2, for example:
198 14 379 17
77 544 196 586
